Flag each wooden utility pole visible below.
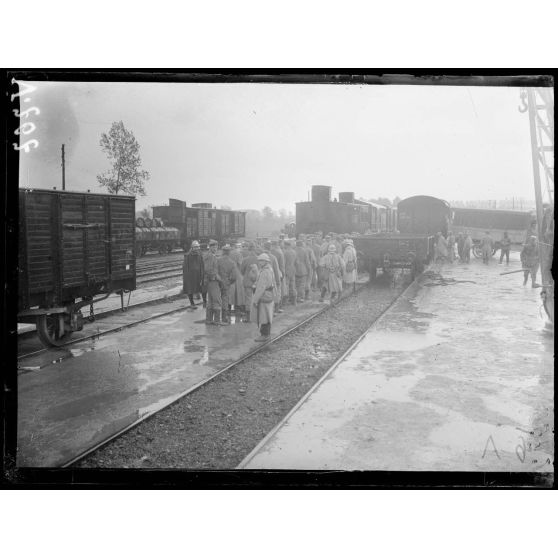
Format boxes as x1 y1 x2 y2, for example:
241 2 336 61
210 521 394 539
61 144 66 190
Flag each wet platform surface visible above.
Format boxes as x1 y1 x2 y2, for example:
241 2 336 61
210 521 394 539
17 277 368 467
240 254 554 472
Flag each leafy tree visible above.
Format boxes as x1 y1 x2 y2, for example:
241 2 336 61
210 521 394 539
97 121 150 195
139 207 152 219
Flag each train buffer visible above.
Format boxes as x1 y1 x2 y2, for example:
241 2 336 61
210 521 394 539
239 253 553 472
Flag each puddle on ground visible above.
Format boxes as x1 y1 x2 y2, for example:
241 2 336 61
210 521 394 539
182 342 205 353
349 330 445 356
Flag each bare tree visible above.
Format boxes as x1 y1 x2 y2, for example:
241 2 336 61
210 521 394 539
97 121 150 195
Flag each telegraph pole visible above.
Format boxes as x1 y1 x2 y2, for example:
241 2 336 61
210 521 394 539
61 144 66 190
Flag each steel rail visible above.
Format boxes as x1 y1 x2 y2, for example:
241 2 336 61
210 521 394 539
137 272 183 285
62 279 375 468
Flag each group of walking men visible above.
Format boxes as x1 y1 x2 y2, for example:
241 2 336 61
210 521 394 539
182 233 358 341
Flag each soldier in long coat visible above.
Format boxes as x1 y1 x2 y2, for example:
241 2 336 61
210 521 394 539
303 239 317 300
252 253 276 342
182 240 205 308
218 245 238 323
520 236 539 287
456 232 465 261
203 239 227 325
228 242 246 312
311 237 322 290
435 232 448 262
447 231 456 263
462 232 472 263
319 244 345 302
240 243 259 322
342 239 357 287
283 240 297 305
294 240 310 303
270 240 285 312
480 231 494 264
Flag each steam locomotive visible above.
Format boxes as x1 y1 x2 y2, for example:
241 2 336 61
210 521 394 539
295 185 397 236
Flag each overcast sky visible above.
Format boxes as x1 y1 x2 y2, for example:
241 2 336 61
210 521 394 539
18 81 538 211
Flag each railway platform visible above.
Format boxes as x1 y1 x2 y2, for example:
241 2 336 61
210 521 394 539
240 254 554 472
17 275 370 467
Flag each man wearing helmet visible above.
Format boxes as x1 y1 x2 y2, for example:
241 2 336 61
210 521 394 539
319 244 345 303
182 240 205 309
203 239 227 325
252 252 277 341
218 244 237 323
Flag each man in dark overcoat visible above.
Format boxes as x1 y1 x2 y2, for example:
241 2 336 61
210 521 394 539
183 240 205 308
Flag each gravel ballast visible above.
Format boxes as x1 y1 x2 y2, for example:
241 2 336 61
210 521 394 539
77 273 410 469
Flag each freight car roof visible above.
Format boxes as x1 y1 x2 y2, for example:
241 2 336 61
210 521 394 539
19 187 135 200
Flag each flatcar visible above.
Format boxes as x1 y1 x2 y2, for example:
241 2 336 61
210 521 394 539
152 198 246 250
451 207 535 258
135 217 181 256
296 185 397 236
397 195 452 237
18 188 136 347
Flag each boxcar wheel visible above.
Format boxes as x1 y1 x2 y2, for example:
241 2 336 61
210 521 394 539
36 314 72 347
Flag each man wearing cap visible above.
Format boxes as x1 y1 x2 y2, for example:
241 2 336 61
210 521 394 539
218 244 237 323
241 242 259 322
182 240 205 309
319 244 345 302
203 240 227 325
252 253 276 341
283 240 297 305
294 239 310 303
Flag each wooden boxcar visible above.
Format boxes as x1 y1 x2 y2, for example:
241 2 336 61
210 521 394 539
152 198 246 249
135 217 181 255
397 195 452 237
18 188 136 346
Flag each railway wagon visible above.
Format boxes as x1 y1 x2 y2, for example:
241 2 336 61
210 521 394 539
135 217 181 255
18 188 136 347
152 198 246 249
397 195 452 237
451 207 535 258
353 234 435 280
296 185 396 236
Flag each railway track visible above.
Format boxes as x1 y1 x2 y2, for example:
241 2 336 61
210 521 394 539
63 273 410 468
